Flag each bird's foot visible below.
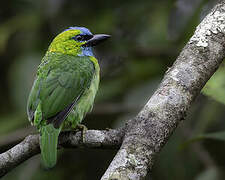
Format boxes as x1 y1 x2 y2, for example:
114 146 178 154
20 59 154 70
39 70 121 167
105 127 111 131
77 124 88 143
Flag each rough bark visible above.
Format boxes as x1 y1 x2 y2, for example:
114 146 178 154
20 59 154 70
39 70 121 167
101 1 225 179
0 129 124 178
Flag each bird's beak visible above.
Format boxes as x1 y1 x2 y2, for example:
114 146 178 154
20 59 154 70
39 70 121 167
82 34 111 47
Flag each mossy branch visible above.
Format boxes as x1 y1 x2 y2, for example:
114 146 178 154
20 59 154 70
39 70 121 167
101 1 225 179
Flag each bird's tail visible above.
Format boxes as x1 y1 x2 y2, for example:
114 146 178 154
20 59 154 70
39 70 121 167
40 124 60 169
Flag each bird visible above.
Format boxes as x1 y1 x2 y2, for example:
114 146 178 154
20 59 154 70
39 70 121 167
27 26 110 169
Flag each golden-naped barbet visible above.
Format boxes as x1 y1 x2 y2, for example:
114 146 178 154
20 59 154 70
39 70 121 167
27 27 110 169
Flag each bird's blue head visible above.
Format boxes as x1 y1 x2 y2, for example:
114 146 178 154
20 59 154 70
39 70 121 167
48 26 110 57
65 27 92 35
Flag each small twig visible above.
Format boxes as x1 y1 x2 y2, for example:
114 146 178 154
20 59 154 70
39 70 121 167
0 128 124 178
0 126 35 152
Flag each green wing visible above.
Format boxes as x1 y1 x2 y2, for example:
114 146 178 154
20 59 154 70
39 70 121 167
27 52 95 128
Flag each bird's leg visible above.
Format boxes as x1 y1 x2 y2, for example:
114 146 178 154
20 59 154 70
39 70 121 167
77 124 88 143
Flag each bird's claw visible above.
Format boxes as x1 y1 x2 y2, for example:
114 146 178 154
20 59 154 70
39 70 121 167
77 124 88 143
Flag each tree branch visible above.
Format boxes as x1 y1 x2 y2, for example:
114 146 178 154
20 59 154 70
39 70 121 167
101 1 225 179
0 129 124 178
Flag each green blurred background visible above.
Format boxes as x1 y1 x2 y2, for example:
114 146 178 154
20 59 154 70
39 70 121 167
1 0 225 179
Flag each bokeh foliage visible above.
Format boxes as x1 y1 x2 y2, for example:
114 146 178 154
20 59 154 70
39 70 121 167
0 0 225 179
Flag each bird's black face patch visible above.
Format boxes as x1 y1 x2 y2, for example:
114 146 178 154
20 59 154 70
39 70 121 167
72 34 93 42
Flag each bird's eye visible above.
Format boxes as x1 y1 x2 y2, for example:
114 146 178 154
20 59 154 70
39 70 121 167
72 34 93 42
76 35 82 41
72 35 83 41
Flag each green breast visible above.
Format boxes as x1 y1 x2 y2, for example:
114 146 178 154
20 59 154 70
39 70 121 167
27 52 97 128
